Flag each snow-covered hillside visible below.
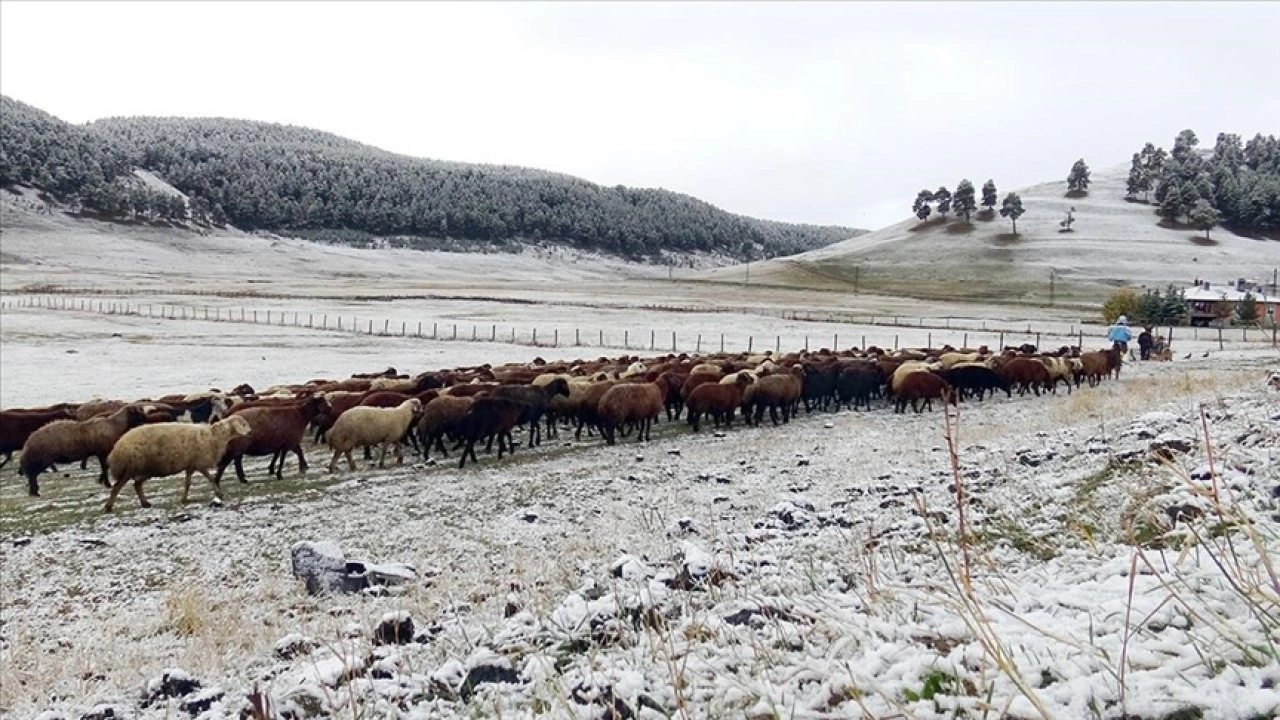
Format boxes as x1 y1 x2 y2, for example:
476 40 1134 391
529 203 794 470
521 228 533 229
705 163 1280 304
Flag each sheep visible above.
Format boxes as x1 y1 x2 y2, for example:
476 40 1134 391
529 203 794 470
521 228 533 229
597 378 668 444
358 390 440 454
20 404 150 496
216 395 331 483
686 374 753 432
74 399 126 421
939 364 1011 401
690 363 723 376
835 363 881 411
800 363 840 412
455 397 526 468
416 396 476 460
104 415 253 511
894 371 956 413
492 378 570 447
571 380 620 439
310 390 368 443
1038 356 1074 395
327 399 423 473
741 369 803 426
996 357 1052 397
1 406 79 468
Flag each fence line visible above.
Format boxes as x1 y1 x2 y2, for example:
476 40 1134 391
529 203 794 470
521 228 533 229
2 293 1275 354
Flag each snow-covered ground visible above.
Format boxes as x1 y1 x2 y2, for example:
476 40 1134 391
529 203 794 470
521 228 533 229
1 339 1276 719
2 188 1278 720
1 301 1273 409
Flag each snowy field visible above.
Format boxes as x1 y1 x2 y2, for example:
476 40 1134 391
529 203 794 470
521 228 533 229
1 300 1278 718
2 301 1274 410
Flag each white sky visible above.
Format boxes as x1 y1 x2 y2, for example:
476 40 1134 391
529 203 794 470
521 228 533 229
2 1 1278 231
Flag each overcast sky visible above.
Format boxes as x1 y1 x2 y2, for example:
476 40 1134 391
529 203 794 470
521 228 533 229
2 2 1278 230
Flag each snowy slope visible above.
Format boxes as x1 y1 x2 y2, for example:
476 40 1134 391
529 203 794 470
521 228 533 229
705 163 1280 304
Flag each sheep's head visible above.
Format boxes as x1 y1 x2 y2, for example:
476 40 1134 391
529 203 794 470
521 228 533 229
219 415 253 439
124 404 150 428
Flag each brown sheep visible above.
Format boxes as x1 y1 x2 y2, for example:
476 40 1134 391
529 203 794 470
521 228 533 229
894 371 956 413
741 369 803 425
416 395 477 460
216 395 331 483
310 390 369 443
597 377 670 444
19 404 150 495
997 357 1053 396
685 374 753 432
573 380 619 439
0 406 79 468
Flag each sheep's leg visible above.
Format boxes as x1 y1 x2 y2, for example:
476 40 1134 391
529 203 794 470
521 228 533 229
181 470 194 504
377 442 389 468
80 458 89 470
201 468 224 501
235 456 248 483
345 450 356 472
460 438 477 468
293 445 307 474
393 441 404 466
104 475 130 512
328 450 340 474
213 458 231 485
0 451 10 469
96 455 110 486
134 478 152 508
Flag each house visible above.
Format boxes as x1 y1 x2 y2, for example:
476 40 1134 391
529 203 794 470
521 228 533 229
1183 279 1279 326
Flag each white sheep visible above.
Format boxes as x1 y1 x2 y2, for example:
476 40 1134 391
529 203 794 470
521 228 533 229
104 415 252 512
327 399 422 473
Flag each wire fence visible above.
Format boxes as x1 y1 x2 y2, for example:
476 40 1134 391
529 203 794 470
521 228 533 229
2 293 1276 354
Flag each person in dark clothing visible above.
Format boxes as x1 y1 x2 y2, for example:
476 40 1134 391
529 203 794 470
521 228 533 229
1137 327 1154 361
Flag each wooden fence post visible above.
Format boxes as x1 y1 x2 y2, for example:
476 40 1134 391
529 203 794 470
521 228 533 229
963 332 968 348
472 324 477 341
894 334 899 350
384 319 390 335
696 334 702 352
555 329 559 347
624 330 629 348
599 329 604 346
671 331 676 351
748 336 754 352
492 324 497 341
432 322 438 339
533 328 538 345
720 334 725 353
927 332 932 347
1218 325 1224 350
999 331 1004 349
576 328 580 346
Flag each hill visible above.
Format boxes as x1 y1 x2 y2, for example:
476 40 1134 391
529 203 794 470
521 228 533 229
0 95 862 262
706 162 1280 305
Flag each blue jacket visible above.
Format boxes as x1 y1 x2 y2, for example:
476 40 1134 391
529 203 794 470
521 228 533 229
1108 325 1133 343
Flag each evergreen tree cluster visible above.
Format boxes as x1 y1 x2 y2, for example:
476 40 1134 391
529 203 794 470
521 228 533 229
1128 129 1280 234
0 95 858 261
911 178 996 223
0 96 188 222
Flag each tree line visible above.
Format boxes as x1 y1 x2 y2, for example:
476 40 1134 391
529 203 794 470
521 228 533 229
1126 130 1280 237
911 179 1025 234
0 95 859 262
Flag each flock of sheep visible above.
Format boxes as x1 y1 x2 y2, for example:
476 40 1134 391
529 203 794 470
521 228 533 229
0 342 1124 512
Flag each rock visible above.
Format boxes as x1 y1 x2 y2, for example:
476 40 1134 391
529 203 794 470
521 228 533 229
373 612 415 645
570 681 636 719
12 536 31 547
723 604 799 626
1165 504 1205 525
291 540 355 595
522 512 539 523
796 458 810 467
273 633 316 660
178 688 224 716
1149 435 1194 459
141 668 201 707
76 537 107 547
666 448 681 456
460 662 521 701
363 562 416 588
78 704 123 720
